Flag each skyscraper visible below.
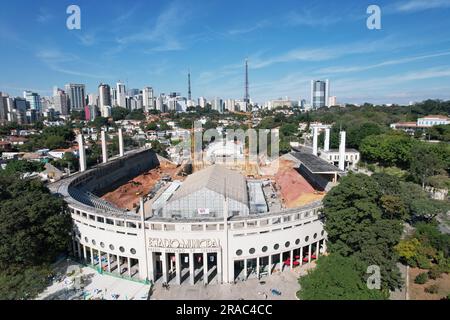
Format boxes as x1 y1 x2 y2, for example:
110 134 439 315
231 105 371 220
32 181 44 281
88 93 98 106
328 96 337 107
116 82 126 108
111 88 117 107
65 84 86 111
128 88 140 96
98 83 111 110
142 87 154 111
310 79 329 109
213 97 223 113
156 96 164 112
23 90 41 112
53 88 69 115
0 93 7 121
198 97 207 109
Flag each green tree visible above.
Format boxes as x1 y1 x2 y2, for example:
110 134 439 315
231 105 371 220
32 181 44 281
347 122 384 149
126 109 146 121
410 143 446 188
0 175 72 299
323 173 404 290
91 116 109 129
150 140 168 158
52 152 79 172
395 238 421 263
19 126 74 152
146 122 158 131
158 121 173 131
111 107 129 121
410 199 450 223
279 123 298 137
1 160 44 176
297 254 387 300
380 195 408 220
359 132 416 168
178 118 193 129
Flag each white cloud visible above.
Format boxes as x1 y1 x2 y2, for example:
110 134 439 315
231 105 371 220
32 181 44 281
36 8 53 24
114 4 141 23
247 36 407 69
36 48 113 79
286 9 343 27
316 51 450 75
76 33 97 46
391 0 450 13
116 1 190 52
227 20 270 35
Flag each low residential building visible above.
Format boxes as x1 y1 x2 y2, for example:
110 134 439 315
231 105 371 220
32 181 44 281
391 115 450 133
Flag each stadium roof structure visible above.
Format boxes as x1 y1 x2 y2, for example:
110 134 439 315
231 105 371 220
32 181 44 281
291 152 344 174
167 165 249 205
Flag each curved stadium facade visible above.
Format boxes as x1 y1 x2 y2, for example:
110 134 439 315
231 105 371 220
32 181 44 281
50 147 328 285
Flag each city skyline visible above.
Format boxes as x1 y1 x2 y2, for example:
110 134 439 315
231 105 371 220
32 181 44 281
1 0 450 104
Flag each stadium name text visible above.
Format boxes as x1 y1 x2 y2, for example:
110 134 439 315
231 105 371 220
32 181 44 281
148 238 220 249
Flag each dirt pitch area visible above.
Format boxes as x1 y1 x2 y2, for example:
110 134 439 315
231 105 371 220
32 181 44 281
274 159 324 208
101 160 180 210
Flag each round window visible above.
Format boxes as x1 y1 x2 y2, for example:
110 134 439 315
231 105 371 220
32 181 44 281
313 233 318 239
100 242 105 248
236 249 243 256
109 244 114 251
119 246 125 253
273 244 279 250
321 230 325 236
295 239 300 245
305 236 309 242
84 237 88 243
130 248 136 255
92 240 96 245
249 248 255 254
262 246 268 252
285 241 290 248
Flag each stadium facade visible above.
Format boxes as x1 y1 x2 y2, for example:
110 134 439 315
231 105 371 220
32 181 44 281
50 147 328 285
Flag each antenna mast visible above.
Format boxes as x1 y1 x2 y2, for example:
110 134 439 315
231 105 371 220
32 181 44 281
188 69 192 101
244 59 249 111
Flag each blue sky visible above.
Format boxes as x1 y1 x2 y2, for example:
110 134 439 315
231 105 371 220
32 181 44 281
1 0 450 104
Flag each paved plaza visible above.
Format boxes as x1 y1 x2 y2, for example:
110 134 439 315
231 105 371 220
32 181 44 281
37 259 150 300
37 258 316 300
151 262 316 300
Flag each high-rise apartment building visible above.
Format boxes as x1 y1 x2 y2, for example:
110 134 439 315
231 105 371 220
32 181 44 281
213 97 223 113
98 83 111 110
310 80 329 109
65 84 86 111
128 88 140 97
23 90 41 112
198 97 207 109
116 82 126 108
110 88 117 107
53 88 69 115
156 96 164 112
225 99 236 112
88 93 98 106
143 87 154 111
328 96 337 107
0 93 7 121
